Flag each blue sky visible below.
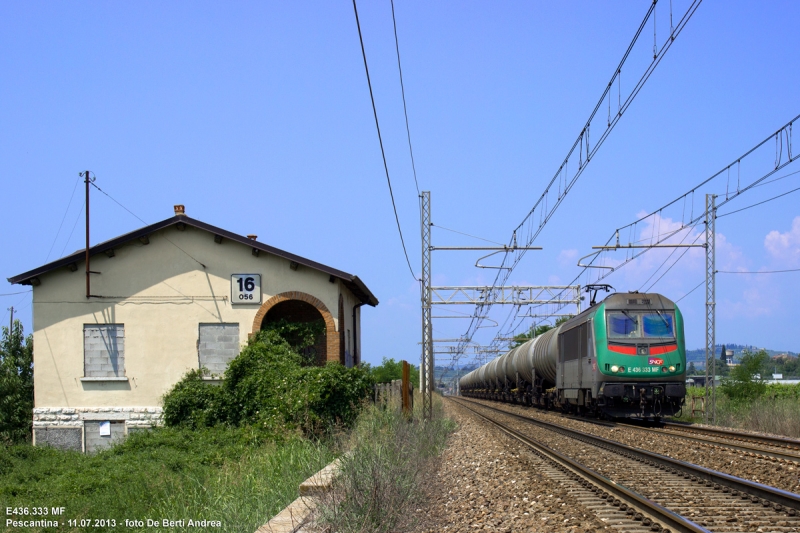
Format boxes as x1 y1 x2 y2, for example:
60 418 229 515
2 1 799 369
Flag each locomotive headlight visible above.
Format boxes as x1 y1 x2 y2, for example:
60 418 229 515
661 367 668 372
611 365 619 373
669 365 676 372
618 366 625 372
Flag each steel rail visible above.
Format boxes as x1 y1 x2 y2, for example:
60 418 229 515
661 421 800 450
458 398 800 514
450 398 709 533
568 415 800 463
614 422 800 464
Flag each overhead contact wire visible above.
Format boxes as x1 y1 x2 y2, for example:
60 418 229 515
464 0 704 355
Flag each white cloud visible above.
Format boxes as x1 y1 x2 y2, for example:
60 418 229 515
764 216 800 266
557 249 578 267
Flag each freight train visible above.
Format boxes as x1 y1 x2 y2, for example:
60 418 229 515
459 292 686 418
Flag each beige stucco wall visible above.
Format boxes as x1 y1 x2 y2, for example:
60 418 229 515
32 223 360 409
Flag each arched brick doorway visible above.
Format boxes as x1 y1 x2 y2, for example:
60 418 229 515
252 292 339 365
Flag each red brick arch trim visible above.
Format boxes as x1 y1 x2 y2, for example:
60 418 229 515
252 291 339 364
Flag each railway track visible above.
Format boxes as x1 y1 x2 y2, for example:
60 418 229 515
568 413 800 464
453 397 800 532
449 397 708 533
612 421 800 465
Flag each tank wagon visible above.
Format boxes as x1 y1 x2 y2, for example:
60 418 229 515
459 292 686 418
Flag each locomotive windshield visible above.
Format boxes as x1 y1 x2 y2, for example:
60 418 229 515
642 312 674 337
607 310 674 339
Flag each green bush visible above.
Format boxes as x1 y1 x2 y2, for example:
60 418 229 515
719 349 769 401
764 383 800 400
163 330 374 435
259 318 325 365
161 368 225 428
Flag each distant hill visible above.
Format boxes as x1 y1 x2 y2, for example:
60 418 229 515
687 343 797 368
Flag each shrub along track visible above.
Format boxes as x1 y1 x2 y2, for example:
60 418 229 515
470 398 800 494
453 397 800 532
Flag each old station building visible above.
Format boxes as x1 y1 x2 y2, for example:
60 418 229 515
8 205 378 452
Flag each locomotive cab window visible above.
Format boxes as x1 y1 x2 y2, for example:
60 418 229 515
607 311 674 339
607 312 638 338
642 312 674 338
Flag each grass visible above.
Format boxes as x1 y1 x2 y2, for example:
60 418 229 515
672 385 800 438
314 393 456 533
0 426 333 532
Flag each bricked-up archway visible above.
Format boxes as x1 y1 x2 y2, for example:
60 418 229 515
252 292 339 364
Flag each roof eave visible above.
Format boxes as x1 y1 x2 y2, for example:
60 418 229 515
7 216 379 307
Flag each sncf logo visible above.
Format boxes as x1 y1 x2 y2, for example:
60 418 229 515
648 357 664 365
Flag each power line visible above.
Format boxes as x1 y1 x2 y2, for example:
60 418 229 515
45 177 81 262
644 230 704 293
574 114 800 295
389 0 420 198
91 182 148 226
1 291 33 329
59 200 85 258
637 225 698 291
0 290 32 297
89 182 206 269
675 279 704 303
432 223 504 245
610 114 800 238
718 268 800 274
747 168 800 189
458 0 703 356
352 0 417 281
717 184 800 219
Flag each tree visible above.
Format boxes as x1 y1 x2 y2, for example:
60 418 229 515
369 357 419 385
509 316 573 348
720 344 727 364
0 320 34 444
720 349 769 401
687 361 697 375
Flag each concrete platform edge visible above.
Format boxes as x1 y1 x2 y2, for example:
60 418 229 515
255 458 341 533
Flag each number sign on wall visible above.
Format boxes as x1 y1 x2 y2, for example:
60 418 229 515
231 274 261 304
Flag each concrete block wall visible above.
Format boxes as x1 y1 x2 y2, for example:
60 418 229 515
84 324 125 377
33 427 83 451
198 323 240 375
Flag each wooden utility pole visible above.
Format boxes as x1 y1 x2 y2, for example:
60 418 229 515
85 171 91 299
8 306 13 334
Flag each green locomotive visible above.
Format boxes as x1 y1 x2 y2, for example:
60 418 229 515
459 292 687 418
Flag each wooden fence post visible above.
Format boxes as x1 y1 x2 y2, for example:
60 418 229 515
402 360 411 418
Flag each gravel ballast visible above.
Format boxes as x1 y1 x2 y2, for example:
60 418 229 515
411 400 616 533
465 398 800 494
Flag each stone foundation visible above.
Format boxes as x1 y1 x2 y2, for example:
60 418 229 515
33 427 83 451
33 406 163 429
